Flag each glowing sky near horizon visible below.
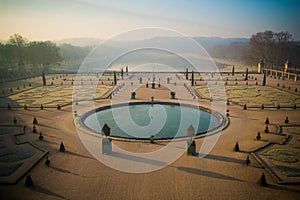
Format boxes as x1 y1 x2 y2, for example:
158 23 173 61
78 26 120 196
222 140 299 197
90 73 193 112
0 0 299 40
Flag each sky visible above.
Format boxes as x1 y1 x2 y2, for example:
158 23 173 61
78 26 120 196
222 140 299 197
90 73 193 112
0 0 299 41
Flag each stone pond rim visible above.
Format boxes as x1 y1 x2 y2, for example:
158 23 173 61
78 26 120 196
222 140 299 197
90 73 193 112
78 101 228 141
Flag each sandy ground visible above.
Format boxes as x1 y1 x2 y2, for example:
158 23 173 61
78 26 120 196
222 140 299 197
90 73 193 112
0 73 299 200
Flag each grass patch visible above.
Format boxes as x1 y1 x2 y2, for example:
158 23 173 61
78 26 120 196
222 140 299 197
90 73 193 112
264 149 300 163
195 85 300 106
286 127 300 135
0 147 33 162
0 163 22 176
276 165 300 176
267 154 298 163
8 84 113 106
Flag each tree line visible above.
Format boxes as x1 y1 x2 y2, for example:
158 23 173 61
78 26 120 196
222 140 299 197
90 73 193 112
0 34 92 81
208 30 300 69
1 31 299 74
0 34 61 68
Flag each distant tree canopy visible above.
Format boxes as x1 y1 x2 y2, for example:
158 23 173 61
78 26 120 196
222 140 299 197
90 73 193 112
208 30 300 68
0 34 61 67
59 43 91 63
7 33 28 47
207 42 248 61
1 31 299 74
244 30 300 67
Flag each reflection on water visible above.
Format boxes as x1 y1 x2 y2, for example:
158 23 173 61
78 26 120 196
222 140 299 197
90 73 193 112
84 103 219 139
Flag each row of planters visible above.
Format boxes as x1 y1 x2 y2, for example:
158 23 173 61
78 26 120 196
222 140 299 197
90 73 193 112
6 104 63 110
131 91 176 99
242 103 297 110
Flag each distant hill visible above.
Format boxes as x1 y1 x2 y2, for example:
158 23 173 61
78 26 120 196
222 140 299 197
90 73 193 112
54 36 249 48
52 36 250 71
54 37 102 47
193 37 249 47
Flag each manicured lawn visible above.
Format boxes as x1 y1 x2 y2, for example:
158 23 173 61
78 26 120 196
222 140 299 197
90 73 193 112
9 84 112 106
195 85 300 107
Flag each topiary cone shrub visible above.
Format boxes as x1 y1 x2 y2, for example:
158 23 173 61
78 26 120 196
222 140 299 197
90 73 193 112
234 141 240 152
59 142 65 152
33 117 38 125
257 173 267 186
265 117 269 125
25 175 34 187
